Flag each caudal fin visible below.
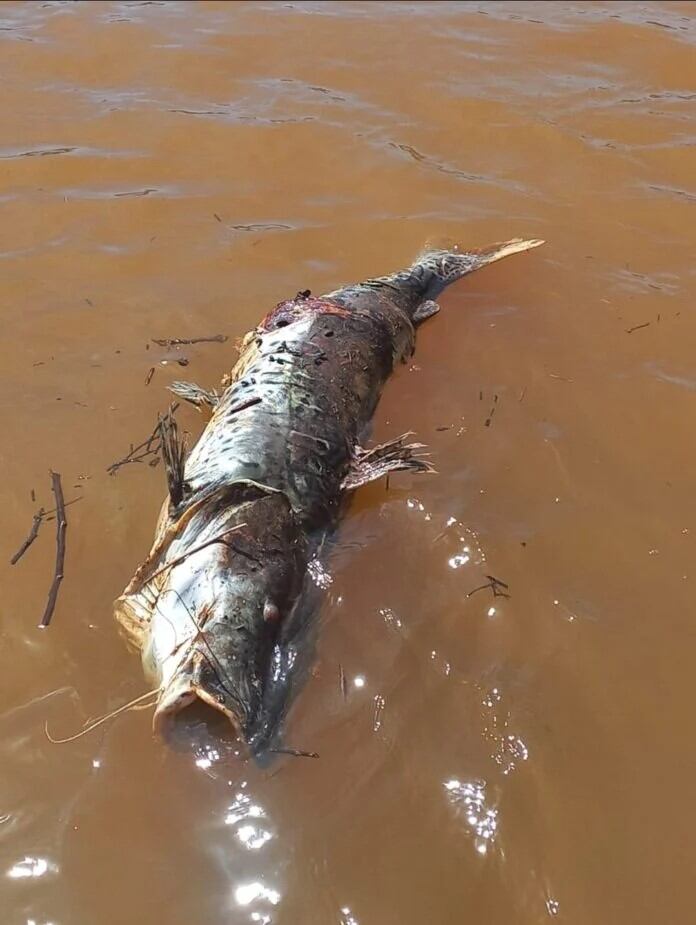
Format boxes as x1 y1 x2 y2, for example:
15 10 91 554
414 237 544 295
469 237 545 266
356 237 544 310
330 237 545 315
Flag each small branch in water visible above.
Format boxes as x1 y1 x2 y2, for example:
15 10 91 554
467 574 510 600
152 335 227 347
39 471 67 628
268 746 319 759
339 663 347 700
486 574 509 591
10 508 45 565
144 366 155 386
106 403 179 474
625 322 650 334
43 496 83 521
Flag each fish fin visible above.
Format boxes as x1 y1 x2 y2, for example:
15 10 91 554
468 237 545 267
168 380 219 410
412 299 441 324
352 238 544 313
158 408 187 507
342 433 435 491
411 237 545 296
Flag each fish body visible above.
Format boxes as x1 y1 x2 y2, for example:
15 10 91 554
115 238 543 748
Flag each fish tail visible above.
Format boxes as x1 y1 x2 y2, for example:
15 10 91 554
413 237 545 298
361 237 544 312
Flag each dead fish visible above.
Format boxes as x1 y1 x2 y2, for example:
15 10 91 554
114 238 544 748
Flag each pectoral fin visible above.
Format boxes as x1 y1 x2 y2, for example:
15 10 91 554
168 380 219 410
413 299 441 324
342 433 435 491
158 408 187 508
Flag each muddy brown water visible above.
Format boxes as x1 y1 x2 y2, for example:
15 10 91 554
1 2 695 923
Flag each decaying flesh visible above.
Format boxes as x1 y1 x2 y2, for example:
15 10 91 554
114 238 544 749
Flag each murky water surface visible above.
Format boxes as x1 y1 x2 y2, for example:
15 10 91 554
1 2 695 923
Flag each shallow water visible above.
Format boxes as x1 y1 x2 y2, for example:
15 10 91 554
1 2 695 923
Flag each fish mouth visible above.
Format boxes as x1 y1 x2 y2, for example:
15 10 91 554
150 641 255 744
152 674 244 741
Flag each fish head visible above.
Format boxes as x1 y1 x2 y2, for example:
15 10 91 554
125 492 304 745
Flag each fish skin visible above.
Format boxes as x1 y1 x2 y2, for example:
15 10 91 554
114 238 544 749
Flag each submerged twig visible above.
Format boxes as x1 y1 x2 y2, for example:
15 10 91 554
106 402 179 474
339 663 347 700
152 334 227 347
39 471 67 628
268 746 319 759
10 507 45 565
43 496 83 521
626 322 650 334
467 573 510 600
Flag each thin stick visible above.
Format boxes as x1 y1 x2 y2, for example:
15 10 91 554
626 322 650 334
485 574 509 589
107 402 179 474
467 574 510 600
39 472 67 628
43 496 83 521
45 687 160 743
10 507 45 565
152 335 227 347
339 663 347 700
268 746 319 759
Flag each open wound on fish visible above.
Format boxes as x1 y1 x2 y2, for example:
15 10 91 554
114 236 544 749
343 434 434 490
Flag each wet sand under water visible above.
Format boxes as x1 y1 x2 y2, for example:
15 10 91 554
1 2 696 923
